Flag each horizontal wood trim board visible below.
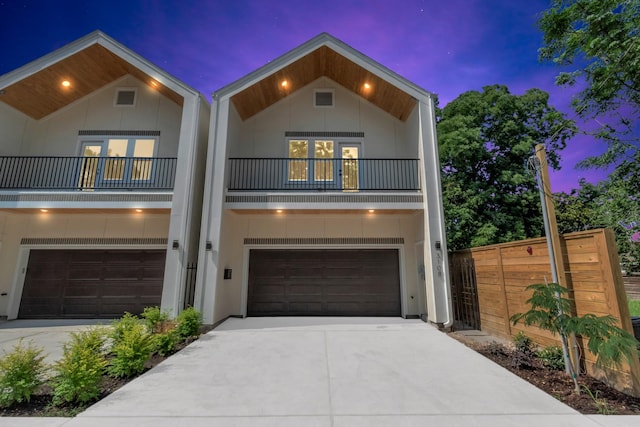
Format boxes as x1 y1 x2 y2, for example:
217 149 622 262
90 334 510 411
21 237 168 246
78 130 161 136
244 237 403 245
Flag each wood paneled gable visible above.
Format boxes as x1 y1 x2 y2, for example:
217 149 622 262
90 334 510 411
0 43 184 120
230 45 417 122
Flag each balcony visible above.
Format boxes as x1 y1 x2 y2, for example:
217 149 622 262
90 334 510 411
227 158 420 192
0 156 177 191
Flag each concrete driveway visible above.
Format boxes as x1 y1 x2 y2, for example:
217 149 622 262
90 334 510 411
0 317 634 426
0 319 108 365
69 317 599 427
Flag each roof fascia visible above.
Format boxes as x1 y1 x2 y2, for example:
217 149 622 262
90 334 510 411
214 32 432 103
0 30 206 103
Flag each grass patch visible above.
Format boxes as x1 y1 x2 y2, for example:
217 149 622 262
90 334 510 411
628 299 640 316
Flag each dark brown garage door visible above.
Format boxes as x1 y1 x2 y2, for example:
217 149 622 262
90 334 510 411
248 249 401 316
19 249 165 319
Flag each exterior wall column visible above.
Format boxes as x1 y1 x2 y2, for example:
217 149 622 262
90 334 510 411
195 95 230 324
161 95 201 317
417 97 453 327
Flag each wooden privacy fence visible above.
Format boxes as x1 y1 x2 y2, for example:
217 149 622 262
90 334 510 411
450 228 640 396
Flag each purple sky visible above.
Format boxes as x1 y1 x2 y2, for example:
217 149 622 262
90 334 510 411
0 0 616 191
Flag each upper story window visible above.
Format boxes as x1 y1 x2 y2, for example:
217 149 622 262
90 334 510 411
78 136 157 188
288 139 335 182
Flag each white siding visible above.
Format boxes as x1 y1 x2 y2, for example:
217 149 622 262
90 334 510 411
228 77 416 158
0 211 170 317
205 211 423 323
0 76 182 157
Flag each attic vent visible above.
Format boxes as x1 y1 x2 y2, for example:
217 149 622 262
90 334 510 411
115 88 137 106
314 90 334 107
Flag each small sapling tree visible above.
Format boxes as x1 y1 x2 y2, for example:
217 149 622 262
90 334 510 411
511 282 639 393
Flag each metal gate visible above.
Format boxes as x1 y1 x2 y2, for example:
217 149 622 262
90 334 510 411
183 262 197 309
450 255 481 330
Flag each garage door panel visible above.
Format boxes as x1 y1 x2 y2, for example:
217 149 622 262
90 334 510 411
19 249 165 319
248 249 400 316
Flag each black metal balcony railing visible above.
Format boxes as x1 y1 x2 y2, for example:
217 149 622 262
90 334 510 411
0 157 177 190
228 158 420 192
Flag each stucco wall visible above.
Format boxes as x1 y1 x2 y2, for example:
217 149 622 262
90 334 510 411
227 77 416 159
204 210 424 322
0 211 170 317
0 76 182 157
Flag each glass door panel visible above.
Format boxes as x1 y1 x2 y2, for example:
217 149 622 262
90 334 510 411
78 143 102 189
314 140 334 182
104 139 127 181
341 145 359 191
132 139 156 180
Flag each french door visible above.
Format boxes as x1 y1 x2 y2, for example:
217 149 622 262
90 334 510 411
78 138 156 189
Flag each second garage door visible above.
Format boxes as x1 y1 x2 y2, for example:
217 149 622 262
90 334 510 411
248 249 401 316
19 249 165 319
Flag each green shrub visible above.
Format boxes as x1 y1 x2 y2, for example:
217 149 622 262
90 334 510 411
0 340 47 407
175 307 202 339
52 329 108 405
111 312 142 343
153 330 180 356
141 306 171 334
513 331 533 353
538 345 565 370
108 322 154 378
511 331 536 370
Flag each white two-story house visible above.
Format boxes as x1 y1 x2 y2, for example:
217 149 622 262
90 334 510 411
0 31 209 319
197 33 452 327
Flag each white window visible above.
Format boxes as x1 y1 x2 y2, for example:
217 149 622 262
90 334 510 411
78 137 157 188
287 139 335 182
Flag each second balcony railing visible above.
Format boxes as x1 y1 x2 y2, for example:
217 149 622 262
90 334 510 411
0 156 177 190
228 158 420 192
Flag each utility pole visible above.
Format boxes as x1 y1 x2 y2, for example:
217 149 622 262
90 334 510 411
533 143 578 378
534 144 565 288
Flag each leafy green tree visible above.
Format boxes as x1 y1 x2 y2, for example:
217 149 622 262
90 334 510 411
554 165 640 272
538 0 640 169
437 85 576 250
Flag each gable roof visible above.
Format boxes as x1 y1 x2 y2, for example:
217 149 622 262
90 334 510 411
218 33 432 122
0 31 201 120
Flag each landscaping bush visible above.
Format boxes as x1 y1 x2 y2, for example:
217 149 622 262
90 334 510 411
538 345 565 370
141 306 171 334
52 329 108 405
108 321 154 378
152 330 180 357
511 331 536 370
175 307 202 339
0 340 47 407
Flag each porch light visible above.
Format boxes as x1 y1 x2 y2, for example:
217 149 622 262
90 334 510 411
281 80 288 88
276 209 283 213
135 209 143 213
150 80 159 88
363 83 371 90
40 209 49 213
368 209 375 213
61 80 71 88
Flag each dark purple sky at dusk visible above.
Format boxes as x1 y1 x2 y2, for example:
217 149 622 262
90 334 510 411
0 0 616 192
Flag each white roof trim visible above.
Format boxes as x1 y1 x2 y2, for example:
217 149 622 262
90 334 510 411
214 32 432 102
0 30 203 101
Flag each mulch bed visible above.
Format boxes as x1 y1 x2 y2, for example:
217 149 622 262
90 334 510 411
450 332 640 415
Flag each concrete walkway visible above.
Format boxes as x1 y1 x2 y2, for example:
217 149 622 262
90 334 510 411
0 317 639 426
